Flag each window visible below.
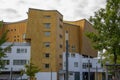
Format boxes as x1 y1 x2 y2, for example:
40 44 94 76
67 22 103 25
44 15 51 18
25 49 27 53
44 23 51 29
45 53 50 58
17 48 27 53
44 32 50 36
45 64 49 68
44 42 50 47
3 60 10 65
59 34 62 38
21 49 25 53
7 30 9 32
17 48 20 53
59 44 62 48
6 48 11 53
60 24 63 28
59 18 63 22
71 54 75 57
69 73 73 75
13 60 27 65
71 45 75 49
59 55 62 58
82 63 87 69
82 55 88 58
82 63 92 69
59 63 62 66
74 62 78 67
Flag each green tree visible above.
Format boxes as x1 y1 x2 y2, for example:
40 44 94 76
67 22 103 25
0 22 11 70
20 69 25 80
24 63 40 80
86 0 120 64
86 0 120 79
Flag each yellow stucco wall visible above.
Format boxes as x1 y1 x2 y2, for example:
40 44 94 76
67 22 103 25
64 19 97 57
26 8 63 72
2 20 27 42
63 23 80 53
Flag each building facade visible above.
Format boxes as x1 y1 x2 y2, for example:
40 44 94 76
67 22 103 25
61 53 105 80
1 42 30 80
0 8 104 80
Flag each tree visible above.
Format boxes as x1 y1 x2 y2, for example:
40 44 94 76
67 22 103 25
100 51 120 65
20 69 25 80
86 0 120 79
24 63 40 80
0 21 11 70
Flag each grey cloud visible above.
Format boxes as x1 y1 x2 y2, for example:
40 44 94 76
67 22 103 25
78 1 88 7
3 8 17 13
71 0 80 3
0 0 106 22
73 0 89 17
0 8 22 22
73 0 106 20
19 0 26 4
73 7 90 20
18 0 29 5
75 10 88 17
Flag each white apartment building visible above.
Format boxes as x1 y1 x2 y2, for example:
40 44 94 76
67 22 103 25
60 52 105 80
0 42 30 80
0 42 105 80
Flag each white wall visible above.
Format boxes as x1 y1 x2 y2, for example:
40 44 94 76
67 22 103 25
36 72 57 80
63 52 83 72
82 58 104 72
62 52 105 80
63 52 82 80
1 42 30 71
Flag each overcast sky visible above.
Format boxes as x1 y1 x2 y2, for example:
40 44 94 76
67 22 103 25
0 0 106 22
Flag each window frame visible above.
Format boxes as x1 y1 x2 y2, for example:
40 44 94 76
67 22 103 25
74 62 78 67
44 23 51 29
44 31 51 36
45 64 50 68
44 42 50 48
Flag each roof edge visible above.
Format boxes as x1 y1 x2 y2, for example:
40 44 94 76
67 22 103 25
29 8 63 17
3 19 27 24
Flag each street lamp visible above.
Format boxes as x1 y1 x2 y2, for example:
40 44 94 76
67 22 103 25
105 61 109 80
96 63 98 80
65 31 69 80
10 67 13 80
88 58 90 80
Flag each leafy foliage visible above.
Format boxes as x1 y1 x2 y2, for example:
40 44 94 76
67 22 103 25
86 0 120 64
0 22 12 69
100 52 120 65
24 63 40 80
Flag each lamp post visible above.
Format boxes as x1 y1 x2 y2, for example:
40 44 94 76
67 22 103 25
10 67 13 80
88 59 90 80
96 63 98 80
65 31 69 80
105 62 109 80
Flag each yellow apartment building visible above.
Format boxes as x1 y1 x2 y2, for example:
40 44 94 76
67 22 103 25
0 8 104 80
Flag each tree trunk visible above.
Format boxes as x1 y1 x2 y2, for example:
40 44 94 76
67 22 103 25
113 48 117 64
113 48 118 80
